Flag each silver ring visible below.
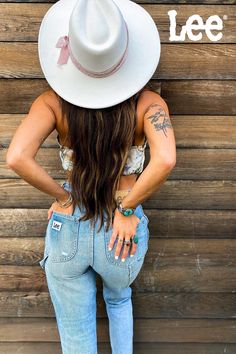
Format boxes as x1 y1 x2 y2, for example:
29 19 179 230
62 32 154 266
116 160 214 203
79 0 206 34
124 240 131 246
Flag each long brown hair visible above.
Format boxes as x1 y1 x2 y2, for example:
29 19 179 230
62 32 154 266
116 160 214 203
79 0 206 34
56 81 154 232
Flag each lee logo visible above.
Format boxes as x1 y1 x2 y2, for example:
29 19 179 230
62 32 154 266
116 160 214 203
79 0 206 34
168 10 224 42
52 220 62 231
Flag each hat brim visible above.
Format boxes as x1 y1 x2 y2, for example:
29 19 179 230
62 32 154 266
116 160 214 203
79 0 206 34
38 0 161 109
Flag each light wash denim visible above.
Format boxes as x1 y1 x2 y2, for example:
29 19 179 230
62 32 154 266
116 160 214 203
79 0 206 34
39 181 150 354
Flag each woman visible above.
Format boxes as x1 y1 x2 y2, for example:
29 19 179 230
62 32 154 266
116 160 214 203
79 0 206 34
6 0 176 353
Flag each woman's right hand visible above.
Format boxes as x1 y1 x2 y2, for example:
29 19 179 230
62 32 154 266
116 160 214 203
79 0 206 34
108 209 141 261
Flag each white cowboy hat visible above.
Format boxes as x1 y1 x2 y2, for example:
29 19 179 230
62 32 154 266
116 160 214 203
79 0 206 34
38 0 161 109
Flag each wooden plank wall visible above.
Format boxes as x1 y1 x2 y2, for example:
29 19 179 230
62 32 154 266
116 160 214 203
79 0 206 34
1 0 236 353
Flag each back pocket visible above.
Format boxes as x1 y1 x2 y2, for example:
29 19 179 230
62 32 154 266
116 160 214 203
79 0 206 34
48 212 79 263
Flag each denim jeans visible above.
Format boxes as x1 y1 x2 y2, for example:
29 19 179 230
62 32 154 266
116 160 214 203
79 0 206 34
39 181 150 354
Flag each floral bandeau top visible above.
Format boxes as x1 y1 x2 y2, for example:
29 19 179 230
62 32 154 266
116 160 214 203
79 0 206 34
57 134 148 176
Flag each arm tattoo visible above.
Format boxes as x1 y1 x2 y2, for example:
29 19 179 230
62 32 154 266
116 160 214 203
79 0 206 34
144 103 173 138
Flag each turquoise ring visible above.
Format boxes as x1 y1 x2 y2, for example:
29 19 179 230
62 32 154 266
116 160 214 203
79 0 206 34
133 235 139 244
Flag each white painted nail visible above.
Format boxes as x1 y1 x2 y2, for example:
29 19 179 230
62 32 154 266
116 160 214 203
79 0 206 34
130 254 134 257
108 247 112 251
115 255 118 260
121 258 125 262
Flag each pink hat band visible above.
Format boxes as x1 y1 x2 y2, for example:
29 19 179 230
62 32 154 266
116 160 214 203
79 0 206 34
55 21 129 79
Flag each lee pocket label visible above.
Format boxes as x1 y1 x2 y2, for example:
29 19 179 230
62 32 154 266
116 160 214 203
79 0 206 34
52 220 62 231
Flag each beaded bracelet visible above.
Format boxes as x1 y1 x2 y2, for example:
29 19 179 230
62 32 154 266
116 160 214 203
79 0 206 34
55 192 73 208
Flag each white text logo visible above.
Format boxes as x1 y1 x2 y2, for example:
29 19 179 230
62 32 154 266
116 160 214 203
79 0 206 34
168 10 223 42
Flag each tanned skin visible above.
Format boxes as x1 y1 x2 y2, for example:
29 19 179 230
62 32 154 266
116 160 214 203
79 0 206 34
144 104 173 138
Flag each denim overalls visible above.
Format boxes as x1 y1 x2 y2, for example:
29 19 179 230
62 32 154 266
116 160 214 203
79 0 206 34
39 181 150 354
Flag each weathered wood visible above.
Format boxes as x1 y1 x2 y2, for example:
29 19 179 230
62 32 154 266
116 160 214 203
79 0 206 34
0 209 49 237
0 342 235 354
0 209 235 239
1 342 236 354
171 116 236 149
0 342 112 354
150 209 236 239
0 263 236 292
0 342 65 354
169 149 236 180
1 43 236 79
2 147 236 180
0 291 236 319
158 44 236 79
146 180 236 209
154 80 236 115
0 318 236 342
125 342 236 354
1 0 236 3
0 80 50 113
0 79 235 115
0 4 235 43
0 179 235 209
0 43 41 79
134 266 236 292
2 0 236 4
1 115 236 149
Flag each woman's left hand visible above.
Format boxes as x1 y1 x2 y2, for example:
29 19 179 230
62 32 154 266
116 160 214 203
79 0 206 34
47 200 75 220
108 208 141 261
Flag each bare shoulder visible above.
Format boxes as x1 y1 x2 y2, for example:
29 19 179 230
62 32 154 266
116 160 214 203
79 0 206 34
138 89 169 117
38 89 61 118
135 90 170 141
